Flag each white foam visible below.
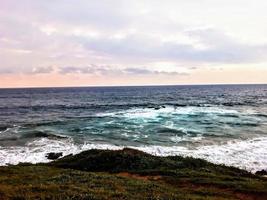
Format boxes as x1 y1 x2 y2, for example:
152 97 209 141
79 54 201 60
170 134 203 143
0 138 121 166
0 137 266 173
123 107 175 119
97 106 174 119
174 107 238 115
97 106 239 120
135 137 267 172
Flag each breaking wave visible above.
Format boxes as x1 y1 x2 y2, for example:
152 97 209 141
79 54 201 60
0 136 266 173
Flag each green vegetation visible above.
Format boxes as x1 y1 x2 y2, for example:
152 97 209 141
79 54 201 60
0 148 266 200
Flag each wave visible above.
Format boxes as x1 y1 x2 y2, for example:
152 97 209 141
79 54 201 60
221 122 259 127
22 131 68 140
221 102 249 107
0 130 67 143
0 103 184 111
0 101 258 111
156 127 186 135
169 135 204 143
0 138 120 165
97 106 240 119
253 113 267 118
0 125 10 132
0 136 266 173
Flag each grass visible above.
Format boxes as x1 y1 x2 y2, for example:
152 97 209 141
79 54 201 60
0 148 266 200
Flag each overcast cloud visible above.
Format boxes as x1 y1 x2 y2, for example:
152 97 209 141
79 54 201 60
0 0 267 79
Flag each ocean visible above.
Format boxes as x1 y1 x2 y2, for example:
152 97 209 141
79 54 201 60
0 84 266 172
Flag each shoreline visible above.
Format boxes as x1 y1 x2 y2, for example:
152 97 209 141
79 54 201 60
0 148 266 199
1 136 266 173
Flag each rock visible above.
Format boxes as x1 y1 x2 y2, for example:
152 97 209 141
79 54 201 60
255 170 267 176
147 105 161 110
46 152 63 160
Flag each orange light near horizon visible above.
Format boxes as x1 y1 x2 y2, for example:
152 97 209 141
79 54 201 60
0 67 267 88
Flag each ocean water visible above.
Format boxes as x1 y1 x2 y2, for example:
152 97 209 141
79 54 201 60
0 85 267 172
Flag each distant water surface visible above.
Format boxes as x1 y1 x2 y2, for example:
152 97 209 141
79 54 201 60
0 85 266 172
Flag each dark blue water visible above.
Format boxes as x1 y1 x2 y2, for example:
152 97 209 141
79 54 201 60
0 85 267 172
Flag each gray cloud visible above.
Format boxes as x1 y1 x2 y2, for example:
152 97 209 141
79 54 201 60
76 29 267 64
59 65 187 76
31 66 54 74
0 68 14 74
0 66 54 74
124 68 187 75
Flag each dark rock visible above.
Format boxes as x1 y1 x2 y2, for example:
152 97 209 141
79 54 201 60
46 152 63 160
255 170 267 176
0 126 9 132
147 105 161 110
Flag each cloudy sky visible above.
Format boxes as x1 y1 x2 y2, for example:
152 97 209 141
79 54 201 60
0 0 267 87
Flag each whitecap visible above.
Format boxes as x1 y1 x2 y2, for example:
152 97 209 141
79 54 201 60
0 136 266 173
0 138 121 165
135 137 267 173
96 106 240 120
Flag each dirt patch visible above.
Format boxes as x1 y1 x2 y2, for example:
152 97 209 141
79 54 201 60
117 172 162 181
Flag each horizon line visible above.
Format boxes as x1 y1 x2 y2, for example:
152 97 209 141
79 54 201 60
0 83 267 90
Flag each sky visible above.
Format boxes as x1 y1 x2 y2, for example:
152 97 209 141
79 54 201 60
0 0 267 87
